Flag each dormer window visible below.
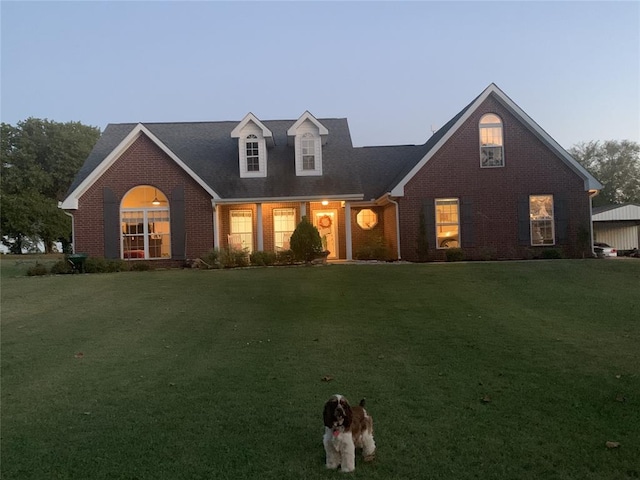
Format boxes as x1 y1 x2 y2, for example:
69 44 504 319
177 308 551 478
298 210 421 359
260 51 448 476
301 133 316 170
246 135 260 172
479 113 504 168
287 111 328 177
231 113 274 178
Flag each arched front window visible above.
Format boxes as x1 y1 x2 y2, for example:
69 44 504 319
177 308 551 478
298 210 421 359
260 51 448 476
121 186 171 259
479 113 504 168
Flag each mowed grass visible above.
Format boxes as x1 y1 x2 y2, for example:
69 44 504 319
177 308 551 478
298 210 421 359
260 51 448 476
1 259 639 479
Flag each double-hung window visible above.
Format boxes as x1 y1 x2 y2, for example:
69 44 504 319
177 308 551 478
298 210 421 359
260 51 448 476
480 114 504 168
435 198 460 248
273 208 296 251
529 195 554 245
246 134 260 172
301 133 316 170
230 210 253 253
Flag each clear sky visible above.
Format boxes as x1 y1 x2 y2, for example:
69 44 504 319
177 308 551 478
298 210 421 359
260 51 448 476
1 1 638 149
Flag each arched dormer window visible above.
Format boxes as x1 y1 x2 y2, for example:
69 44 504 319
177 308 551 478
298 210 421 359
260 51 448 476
121 185 171 259
479 113 504 168
287 112 327 176
301 133 316 171
230 113 272 178
246 134 260 172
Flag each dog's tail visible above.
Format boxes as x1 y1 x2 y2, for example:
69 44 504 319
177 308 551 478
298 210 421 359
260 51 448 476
359 398 366 407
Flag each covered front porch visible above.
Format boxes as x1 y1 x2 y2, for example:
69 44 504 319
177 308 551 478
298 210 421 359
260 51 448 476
212 196 400 261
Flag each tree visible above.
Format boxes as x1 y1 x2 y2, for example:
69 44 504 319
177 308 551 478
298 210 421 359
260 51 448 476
1 118 100 253
569 140 640 207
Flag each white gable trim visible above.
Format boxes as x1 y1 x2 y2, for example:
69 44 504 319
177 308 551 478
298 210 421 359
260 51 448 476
287 111 329 141
60 123 220 209
231 113 274 147
390 84 602 196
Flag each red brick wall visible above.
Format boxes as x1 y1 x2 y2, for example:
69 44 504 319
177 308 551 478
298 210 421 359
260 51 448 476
73 133 214 263
398 95 592 261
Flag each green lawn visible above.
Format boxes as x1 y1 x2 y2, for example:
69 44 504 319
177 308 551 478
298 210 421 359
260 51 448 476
1 259 639 479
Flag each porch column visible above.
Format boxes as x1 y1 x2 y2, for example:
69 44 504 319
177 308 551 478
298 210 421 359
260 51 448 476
300 202 307 218
345 201 353 260
256 203 264 251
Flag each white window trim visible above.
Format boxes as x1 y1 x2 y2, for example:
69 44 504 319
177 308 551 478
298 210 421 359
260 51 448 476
230 209 254 252
529 195 555 246
357 209 378 230
273 208 296 251
238 129 267 178
294 128 322 176
479 113 504 168
435 198 460 249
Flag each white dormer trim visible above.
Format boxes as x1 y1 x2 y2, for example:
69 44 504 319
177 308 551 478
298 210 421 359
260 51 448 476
59 123 220 210
389 83 603 196
288 112 328 177
287 111 329 144
231 113 273 178
231 112 274 147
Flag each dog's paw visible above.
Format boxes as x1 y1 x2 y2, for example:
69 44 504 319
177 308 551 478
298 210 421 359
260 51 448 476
363 454 375 462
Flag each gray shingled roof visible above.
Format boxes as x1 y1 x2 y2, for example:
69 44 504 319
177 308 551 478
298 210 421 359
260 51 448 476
68 117 421 201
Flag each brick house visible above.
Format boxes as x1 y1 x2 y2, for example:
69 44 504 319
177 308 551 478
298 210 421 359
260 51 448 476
60 84 602 264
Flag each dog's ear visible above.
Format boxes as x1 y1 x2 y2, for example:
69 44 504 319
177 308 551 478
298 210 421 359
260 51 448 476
342 401 353 429
323 401 334 428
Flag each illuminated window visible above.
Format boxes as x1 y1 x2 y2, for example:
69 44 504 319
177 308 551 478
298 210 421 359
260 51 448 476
357 209 378 230
530 195 554 245
480 114 504 168
435 198 460 249
273 208 296 250
121 186 171 259
230 210 253 252
246 134 260 172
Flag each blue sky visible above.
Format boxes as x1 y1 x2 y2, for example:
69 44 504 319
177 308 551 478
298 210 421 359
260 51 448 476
1 1 638 148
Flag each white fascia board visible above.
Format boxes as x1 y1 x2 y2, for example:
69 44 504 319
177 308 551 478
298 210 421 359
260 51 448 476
213 194 364 205
491 85 603 192
231 113 274 145
287 111 329 136
59 123 220 210
390 83 602 196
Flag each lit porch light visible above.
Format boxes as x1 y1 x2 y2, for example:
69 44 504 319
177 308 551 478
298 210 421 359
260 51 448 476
321 200 329 206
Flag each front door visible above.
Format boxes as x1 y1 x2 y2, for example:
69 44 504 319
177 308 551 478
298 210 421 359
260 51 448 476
314 210 338 259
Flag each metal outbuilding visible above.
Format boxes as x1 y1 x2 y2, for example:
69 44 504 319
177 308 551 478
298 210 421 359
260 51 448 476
592 203 640 252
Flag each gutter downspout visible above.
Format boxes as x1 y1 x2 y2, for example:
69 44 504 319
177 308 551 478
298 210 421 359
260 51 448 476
386 195 401 260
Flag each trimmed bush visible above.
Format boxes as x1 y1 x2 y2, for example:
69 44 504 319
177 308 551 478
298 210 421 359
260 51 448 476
275 249 296 265
198 249 221 269
541 248 563 259
250 251 276 266
445 248 465 262
219 247 249 268
354 235 388 261
26 263 48 276
85 257 128 273
290 216 323 262
130 261 153 271
50 260 73 275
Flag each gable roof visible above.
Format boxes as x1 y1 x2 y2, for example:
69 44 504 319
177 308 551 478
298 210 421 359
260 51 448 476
62 117 363 209
230 113 275 147
61 83 603 210
389 83 602 196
